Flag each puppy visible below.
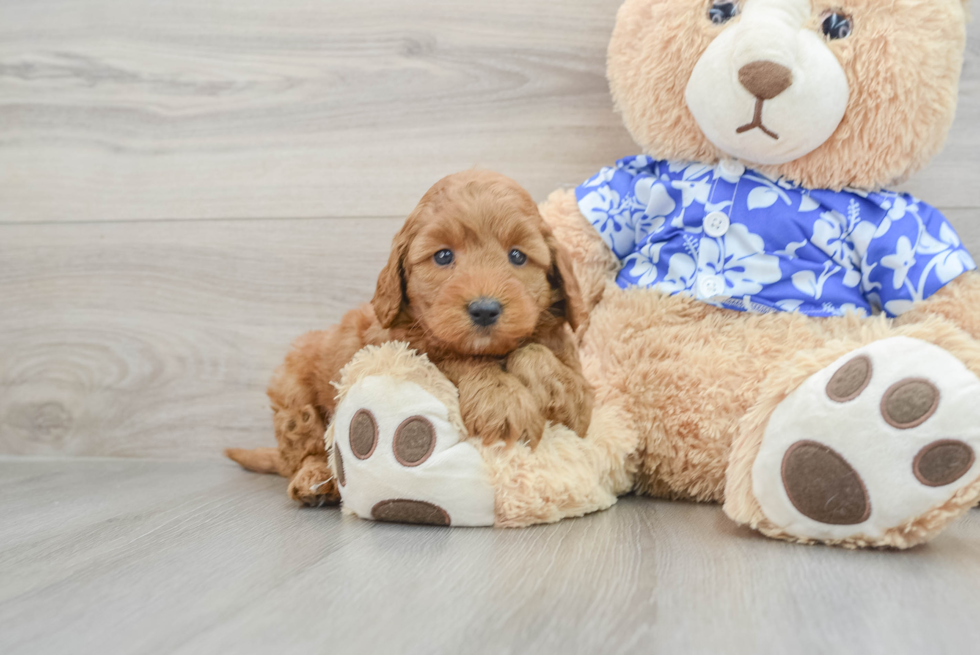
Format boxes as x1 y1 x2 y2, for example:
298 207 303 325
227 170 593 505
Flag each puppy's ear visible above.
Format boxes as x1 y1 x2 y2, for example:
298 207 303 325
545 230 587 332
372 224 412 328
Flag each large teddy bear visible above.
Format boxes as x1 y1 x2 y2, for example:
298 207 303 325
277 0 980 549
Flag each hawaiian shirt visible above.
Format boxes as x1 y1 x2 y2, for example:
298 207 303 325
576 156 976 317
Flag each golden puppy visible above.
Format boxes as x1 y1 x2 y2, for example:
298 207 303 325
227 170 593 505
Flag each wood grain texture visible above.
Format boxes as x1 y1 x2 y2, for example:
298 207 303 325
899 18 980 206
3 211 980 459
0 1 977 223
2 5 979 653
0 1 978 460
0 217 403 458
0 0 634 223
1 458 979 655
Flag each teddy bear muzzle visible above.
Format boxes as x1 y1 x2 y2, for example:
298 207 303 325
685 0 849 165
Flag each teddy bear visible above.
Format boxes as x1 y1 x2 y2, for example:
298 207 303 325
279 0 980 549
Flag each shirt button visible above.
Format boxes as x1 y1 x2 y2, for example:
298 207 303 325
718 159 746 178
704 212 731 238
699 275 725 298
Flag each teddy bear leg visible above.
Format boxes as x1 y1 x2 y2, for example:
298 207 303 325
724 320 980 548
481 396 638 527
330 342 637 527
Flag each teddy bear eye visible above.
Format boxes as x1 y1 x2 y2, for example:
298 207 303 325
708 1 739 25
822 12 853 40
508 249 528 266
433 249 454 266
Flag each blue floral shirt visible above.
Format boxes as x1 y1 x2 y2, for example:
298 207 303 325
576 156 976 317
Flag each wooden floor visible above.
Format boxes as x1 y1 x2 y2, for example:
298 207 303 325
2 1 980 652
3 458 980 655
1 1 979 459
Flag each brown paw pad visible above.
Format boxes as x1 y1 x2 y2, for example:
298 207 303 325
914 440 975 487
881 378 939 429
371 499 450 526
349 409 378 459
826 355 872 403
393 416 436 467
781 440 870 525
334 446 346 487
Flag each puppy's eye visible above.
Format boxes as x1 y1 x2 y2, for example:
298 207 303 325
708 1 739 25
822 12 853 40
433 249 454 266
508 249 527 266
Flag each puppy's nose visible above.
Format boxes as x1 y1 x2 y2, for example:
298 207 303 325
468 298 502 327
738 61 793 100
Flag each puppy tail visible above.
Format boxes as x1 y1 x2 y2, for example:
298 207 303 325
225 447 285 476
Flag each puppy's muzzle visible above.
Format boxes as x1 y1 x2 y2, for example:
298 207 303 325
468 298 502 327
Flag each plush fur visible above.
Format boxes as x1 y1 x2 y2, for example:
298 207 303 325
720 315 980 549
608 0 968 190
326 341 638 526
488 0 980 545
228 170 593 505
236 0 980 547
529 199 980 543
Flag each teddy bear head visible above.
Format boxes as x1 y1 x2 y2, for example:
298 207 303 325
608 0 968 190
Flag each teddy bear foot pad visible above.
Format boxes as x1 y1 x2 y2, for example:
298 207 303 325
753 336 980 544
331 374 496 527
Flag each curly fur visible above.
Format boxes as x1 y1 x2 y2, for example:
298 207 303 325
228 171 594 505
326 341 639 527
234 0 980 547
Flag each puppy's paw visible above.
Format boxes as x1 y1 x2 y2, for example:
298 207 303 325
506 343 559 375
496 399 546 448
468 384 546 448
506 344 593 439
288 457 340 508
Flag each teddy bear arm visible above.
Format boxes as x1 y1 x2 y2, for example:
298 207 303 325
894 271 980 340
539 188 620 313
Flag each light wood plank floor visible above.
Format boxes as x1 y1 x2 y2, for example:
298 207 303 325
3 458 980 655
0 1 979 459
2 1 980 652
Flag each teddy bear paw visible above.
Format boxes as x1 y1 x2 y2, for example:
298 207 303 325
331 374 495 527
752 336 980 545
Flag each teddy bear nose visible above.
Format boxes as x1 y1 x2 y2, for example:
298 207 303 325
738 61 793 100
468 298 502 327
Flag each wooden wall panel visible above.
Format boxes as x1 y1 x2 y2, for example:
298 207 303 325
0 1 977 458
